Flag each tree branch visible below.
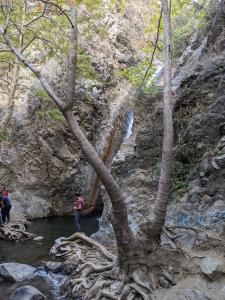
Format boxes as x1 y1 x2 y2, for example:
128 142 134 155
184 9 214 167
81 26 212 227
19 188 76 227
25 3 47 27
39 0 73 27
142 8 163 83
64 7 77 110
152 0 173 231
0 27 65 109
136 8 163 97
21 36 37 53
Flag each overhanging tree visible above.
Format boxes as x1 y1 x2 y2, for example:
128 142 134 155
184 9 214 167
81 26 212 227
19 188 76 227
0 0 173 298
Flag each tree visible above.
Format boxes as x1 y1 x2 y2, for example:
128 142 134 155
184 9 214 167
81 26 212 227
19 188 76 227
0 0 70 130
0 0 173 298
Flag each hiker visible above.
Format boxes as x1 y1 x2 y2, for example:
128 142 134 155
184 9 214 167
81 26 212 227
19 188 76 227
2 187 9 197
0 196 3 227
2 194 12 224
74 194 85 232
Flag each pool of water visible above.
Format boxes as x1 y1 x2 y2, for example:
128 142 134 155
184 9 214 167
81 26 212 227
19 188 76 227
0 215 99 299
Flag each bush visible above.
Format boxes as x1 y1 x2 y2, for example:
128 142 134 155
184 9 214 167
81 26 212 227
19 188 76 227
0 129 9 141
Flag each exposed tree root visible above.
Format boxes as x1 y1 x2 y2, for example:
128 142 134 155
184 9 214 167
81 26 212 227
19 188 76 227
0 214 33 241
51 233 154 299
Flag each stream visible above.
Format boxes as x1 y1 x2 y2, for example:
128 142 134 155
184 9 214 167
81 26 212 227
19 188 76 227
0 215 99 299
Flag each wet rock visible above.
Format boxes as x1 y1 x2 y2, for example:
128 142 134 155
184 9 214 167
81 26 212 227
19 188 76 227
177 288 211 300
0 263 35 282
159 276 170 288
217 286 225 300
161 270 176 285
200 256 225 279
9 285 46 300
33 236 43 241
200 172 205 178
43 261 63 273
214 154 225 168
200 178 209 187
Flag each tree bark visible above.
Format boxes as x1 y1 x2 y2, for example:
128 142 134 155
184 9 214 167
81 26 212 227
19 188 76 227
152 0 173 232
64 109 134 271
0 62 20 129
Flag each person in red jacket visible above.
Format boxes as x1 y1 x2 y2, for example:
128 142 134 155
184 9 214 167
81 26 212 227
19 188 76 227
74 194 85 232
2 187 9 197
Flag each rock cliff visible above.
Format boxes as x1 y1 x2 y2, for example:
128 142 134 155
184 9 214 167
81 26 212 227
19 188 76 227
98 0 225 239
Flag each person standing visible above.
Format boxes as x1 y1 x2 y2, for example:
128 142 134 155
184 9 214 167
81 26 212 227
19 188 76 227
2 194 12 224
74 194 85 232
0 195 4 227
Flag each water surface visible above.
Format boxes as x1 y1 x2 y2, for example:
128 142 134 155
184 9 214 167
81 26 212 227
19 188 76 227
0 215 99 299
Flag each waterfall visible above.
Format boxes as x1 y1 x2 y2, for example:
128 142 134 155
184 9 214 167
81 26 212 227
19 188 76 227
147 60 164 86
125 111 134 140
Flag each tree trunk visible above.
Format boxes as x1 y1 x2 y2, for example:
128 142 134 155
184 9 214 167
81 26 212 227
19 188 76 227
152 0 173 233
136 0 173 242
0 62 20 129
64 109 135 272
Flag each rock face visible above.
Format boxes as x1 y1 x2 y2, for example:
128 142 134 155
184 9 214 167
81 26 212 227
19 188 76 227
0 263 35 282
94 1 225 295
0 0 150 219
9 285 46 300
97 0 225 236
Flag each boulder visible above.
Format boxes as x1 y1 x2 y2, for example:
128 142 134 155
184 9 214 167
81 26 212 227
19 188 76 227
43 261 62 273
9 285 46 300
177 288 211 300
200 256 225 279
217 285 225 300
0 263 35 282
33 236 44 241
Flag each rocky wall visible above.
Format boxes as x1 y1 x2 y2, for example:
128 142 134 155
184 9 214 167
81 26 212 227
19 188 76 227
95 0 225 242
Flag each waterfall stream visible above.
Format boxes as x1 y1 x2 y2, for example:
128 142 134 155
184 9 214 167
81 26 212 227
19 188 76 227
124 111 134 140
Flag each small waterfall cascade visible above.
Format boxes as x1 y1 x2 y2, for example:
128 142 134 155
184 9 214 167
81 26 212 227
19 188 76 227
124 110 134 140
35 267 69 299
147 60 164 86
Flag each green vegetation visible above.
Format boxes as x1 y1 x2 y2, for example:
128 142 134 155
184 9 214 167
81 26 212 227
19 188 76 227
118 62 158 94
77 47 100 80
118 0 210 91
172 4 208 59
36 108 65 124
34 88 51 102
171 145 197 202
171 161 194 201
0 129 9 141
109 0 128 12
